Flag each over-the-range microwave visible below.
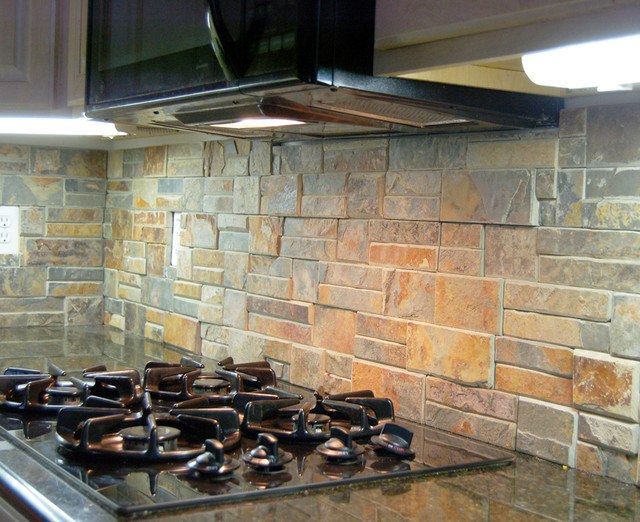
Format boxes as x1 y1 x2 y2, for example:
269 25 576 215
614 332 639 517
85 0 562 141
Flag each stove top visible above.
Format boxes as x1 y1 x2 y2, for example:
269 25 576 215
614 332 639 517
0 330 513 519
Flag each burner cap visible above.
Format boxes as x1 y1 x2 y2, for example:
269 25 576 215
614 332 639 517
316 426 364 463
187 439 240 477
120 425 181 451
370 423 415 459
240 433 293 472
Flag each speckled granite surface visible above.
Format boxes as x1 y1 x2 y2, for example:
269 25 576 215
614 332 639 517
0 326 637 521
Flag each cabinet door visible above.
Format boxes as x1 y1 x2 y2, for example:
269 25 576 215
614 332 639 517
64 0 88 108
0 0 56 111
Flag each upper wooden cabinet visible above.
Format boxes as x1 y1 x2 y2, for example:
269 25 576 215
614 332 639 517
0 0 86 114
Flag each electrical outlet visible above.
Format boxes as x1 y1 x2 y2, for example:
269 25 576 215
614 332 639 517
0 206 19 254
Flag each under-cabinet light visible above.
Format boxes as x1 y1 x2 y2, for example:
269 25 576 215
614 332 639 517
0 117 127 137
522 33 640 91
210 118 305 129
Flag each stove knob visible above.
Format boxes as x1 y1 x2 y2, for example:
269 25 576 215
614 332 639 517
370 423 415 459
187 438 240 477
240 433 293 472
316 426 364 462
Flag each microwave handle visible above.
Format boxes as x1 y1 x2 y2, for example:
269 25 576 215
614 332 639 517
206 0 239 81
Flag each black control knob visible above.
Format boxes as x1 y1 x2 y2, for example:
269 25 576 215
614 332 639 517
187 438 240 477
240 433 293 472
370 423 415 458
316 426 364 463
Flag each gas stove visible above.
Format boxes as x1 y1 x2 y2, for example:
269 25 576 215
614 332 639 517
0 333 513 519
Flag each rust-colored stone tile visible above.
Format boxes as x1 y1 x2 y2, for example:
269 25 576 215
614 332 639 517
143 146 167 177
435 274 501 334
48 207 104 223
356 313 407 344
312 306 356 354
504 310 608 352
246 273 292 300
146 243 167 276
164 313 201 353
485 225 537 280
576 441 605 475
353 336 406 368
110 209 133 240
426 376 517 421
249 215 282 255
45 223 102 237
496 337 573 377
407 322 492 385
25 239 103 267
0 267 46 297
384 270 435 321
438 247 482 276
181 213 217 249
325 351 352 379
441 223 483 248
425 402 516 449
104 240 123 270
247 295 313 324
504 281 611 322
370 243 438 270
318 284 383 314
496 364 573 405
146 308 165 325
173 281 202 300
290 345 325 390
573 350 640 422
369 220 440 245
248 313 312 345
336 219 368 262
47 282 102 296
352 361 425 422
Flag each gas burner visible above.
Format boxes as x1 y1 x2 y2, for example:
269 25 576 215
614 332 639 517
76 368 144 409
241 391 394 443
56 394 241 462
217 358 277 390
0 366 81 414
143 358 282 404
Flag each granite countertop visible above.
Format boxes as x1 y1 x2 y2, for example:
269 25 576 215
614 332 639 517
0 326 638 521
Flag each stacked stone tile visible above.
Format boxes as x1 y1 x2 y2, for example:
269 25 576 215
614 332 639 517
100 105 640 486
2 103 640 486
0 145 105 326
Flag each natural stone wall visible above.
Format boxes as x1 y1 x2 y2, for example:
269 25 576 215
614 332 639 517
0 145 106 326
3 103 640 486
101 104 640 486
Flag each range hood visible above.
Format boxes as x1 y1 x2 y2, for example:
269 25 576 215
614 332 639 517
85 0 563 142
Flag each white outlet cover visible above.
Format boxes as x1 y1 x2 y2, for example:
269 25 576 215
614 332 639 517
0 206 19 254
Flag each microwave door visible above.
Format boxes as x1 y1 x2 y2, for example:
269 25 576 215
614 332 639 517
87 0 234 109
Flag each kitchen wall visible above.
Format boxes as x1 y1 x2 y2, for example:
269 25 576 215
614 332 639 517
1 103 639 486
0 146 106 326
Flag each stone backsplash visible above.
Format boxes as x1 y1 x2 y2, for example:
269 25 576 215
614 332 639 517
2 103 640 486
0 146 106 326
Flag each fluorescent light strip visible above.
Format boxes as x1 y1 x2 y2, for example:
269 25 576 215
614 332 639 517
211 118 305 129
522 33 640 91
0 117 126 137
